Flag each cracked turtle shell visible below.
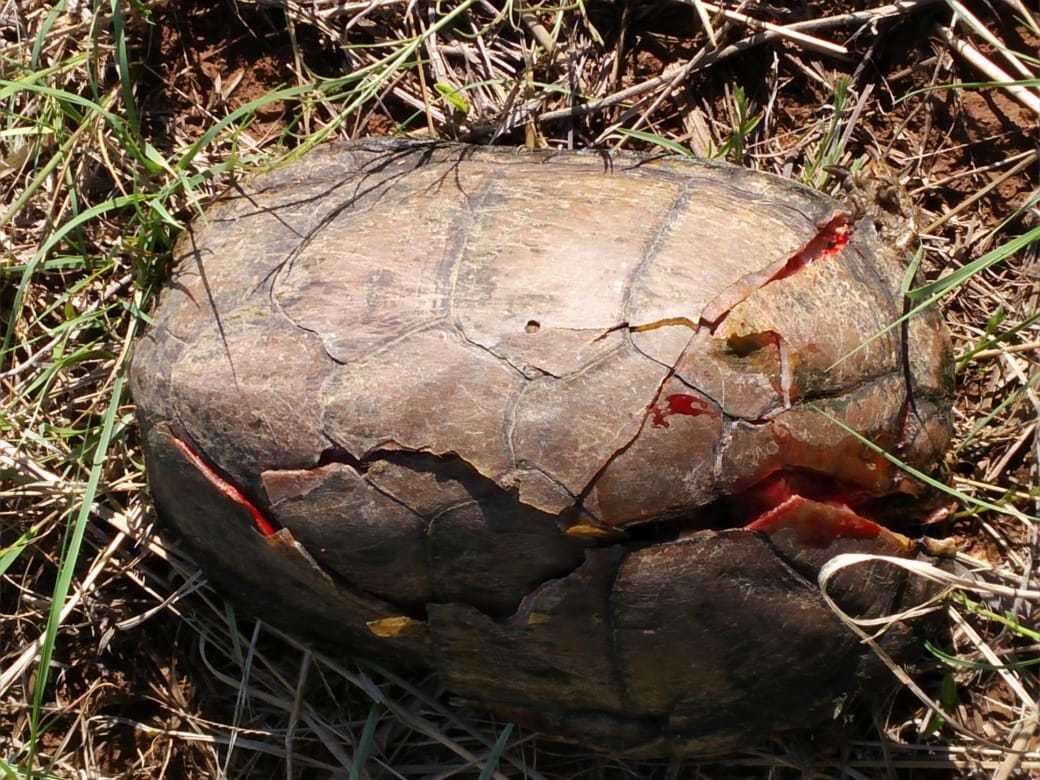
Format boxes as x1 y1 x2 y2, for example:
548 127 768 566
131 139 954 756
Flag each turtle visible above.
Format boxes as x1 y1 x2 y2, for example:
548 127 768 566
130 139 954 756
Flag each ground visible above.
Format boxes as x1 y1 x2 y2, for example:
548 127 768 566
1 0 1038 777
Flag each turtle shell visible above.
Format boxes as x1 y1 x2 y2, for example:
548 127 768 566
130 140 953 756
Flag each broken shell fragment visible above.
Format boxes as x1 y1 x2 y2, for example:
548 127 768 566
131 140 954 756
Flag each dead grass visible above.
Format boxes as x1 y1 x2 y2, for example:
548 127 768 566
1 0 1038 777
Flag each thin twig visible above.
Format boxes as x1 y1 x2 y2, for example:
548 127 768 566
698 1 848 56
0 532 126 697
937 25 1040 117
538 1 941 123
948 0 1036 80
923 150 1039 234
689 0 718 46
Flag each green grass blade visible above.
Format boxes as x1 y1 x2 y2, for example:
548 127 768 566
3 194 147 357
435 81 470 114
955 371 1040 453
0 79 120 123
617 128 694 157
175 82 324 173
289 0 477 158
25 374 125 771
0 756 63 780
803 77 848 185
29 2 66 70
0 530 35 579
478 723 514 780
809 404 1036 522
909 224 1040 300
826 288 944 371
926 640 1040 672
109 0 139 135
900 243 925 295
830 226 1040 370
348 703 381 780
0 84 119 232
960 594 1040 641
0 138 68 230
957 310 1040 372
902 79 1040 102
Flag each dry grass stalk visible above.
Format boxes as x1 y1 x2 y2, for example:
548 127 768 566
936 26 1040 117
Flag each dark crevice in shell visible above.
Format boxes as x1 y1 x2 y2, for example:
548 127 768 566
178 421 927 628
297 442 593 619
170 428 280 537
616 466 918 543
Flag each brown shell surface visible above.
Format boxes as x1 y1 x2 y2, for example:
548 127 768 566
131 140 954 756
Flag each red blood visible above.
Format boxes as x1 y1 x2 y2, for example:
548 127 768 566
739 472 796 515
745 495 882 548
172 437 277 537
732 468 885 547
700 218 852 332
768 218 850 283
649 393 714 428
824 229 850 255
733 470 872 522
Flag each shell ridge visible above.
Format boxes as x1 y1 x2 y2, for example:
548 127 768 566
264 156 424 286
265 152 455 358
444 174 542 380
621 178 698 325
